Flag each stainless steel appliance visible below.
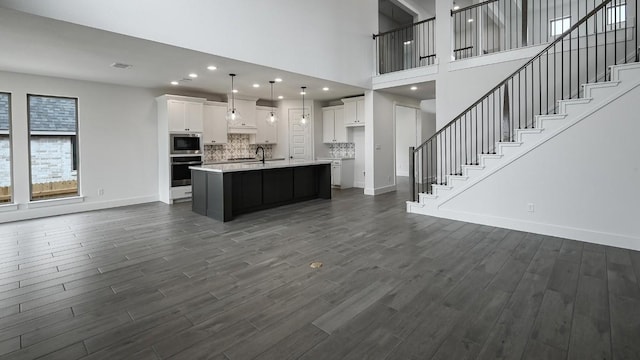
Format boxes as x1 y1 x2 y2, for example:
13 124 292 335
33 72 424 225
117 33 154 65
171 156 202 187
170 133 202 155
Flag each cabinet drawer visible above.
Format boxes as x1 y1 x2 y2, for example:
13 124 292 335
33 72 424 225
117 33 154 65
171 186 193 199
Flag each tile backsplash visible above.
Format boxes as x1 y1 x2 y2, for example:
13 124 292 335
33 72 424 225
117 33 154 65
204 134 273 162
328 143 355 158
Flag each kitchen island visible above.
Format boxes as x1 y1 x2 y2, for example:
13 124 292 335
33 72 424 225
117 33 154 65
190 160 332 221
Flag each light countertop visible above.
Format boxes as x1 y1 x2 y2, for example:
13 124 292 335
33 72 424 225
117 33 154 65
317 157 355 160
191 159 331 173
204 157 285 165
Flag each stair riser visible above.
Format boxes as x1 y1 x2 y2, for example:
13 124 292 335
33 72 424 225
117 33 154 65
559 102 591 117
448 178 468 187
584 84 619 99
462 167 484 177
497 144 522 157
517 132 544 143
538 118 566 132
479 157 502 168
611 64 640 81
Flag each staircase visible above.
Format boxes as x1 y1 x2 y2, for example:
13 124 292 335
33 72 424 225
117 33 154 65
408 0 640 247
408 61 640 209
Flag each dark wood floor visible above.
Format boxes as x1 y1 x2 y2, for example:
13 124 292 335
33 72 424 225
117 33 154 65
1 184 640 360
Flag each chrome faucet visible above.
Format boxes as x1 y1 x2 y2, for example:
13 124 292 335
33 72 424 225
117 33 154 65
255 146 265 165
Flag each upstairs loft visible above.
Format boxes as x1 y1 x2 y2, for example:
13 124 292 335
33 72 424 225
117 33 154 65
374 0 636 79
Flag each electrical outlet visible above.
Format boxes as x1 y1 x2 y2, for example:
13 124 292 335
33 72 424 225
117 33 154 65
527 203 534 212
98 188 104 196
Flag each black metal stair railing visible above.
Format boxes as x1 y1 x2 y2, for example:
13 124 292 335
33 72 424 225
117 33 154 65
374 18 436 74
411 0 638 201
452 0 610 60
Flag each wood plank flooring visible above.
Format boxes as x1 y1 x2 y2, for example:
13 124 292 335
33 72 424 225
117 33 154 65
1 184 639 359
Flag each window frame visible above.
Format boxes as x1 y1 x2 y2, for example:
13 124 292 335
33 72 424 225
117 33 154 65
606 3 627 26
27 94 80 201
549 15 571 37
0 92 14 204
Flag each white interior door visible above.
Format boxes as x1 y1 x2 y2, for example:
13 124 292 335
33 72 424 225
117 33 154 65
288 108 312 160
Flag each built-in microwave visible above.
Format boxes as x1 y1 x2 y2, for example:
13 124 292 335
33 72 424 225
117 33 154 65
170 133 202 155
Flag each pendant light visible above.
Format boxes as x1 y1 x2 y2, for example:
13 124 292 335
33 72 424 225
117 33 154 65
226 74 241 124
266 80 278 126
299 86 309 126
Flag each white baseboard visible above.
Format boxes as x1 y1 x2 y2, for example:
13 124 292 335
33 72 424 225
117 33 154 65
0 195 159 223
408 205 640 251
364 184 397 196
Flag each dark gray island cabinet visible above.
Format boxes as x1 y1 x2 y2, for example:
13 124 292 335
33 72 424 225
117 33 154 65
190 160 332 221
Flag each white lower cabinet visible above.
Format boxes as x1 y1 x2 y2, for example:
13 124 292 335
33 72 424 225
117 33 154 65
330 159 354 188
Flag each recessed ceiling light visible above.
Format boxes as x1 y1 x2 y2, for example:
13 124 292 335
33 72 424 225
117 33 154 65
300 91 306 95
453 5 460 10
322 87 329 91
275 78 283 82
410 86 418 91
111 62 132 69
207 65 217 71
232 89 238 93
189 73 198 78
253 84 260 88
170 81 179 85
468 18 474 23
278 95 284 99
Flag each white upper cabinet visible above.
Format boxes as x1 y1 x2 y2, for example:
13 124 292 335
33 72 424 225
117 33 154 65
322 106 347 143
253 108 278 144
203 102 228 144
167 99 204 132
334 108 347 142
342 96 365 127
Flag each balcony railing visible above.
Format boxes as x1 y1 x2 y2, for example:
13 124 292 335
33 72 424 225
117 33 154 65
452 0 609 60
374 17 436 74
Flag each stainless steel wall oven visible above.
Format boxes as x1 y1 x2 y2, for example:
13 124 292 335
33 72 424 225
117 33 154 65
171 156 202 187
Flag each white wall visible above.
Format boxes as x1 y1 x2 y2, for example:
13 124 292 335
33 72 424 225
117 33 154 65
438 81 640 250
0 71 159 222
0 0 377 89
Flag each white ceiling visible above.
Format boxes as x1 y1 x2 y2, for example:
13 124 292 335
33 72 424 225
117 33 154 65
0 8 368 103
379 80 435 100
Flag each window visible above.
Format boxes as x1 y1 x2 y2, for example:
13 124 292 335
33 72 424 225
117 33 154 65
28 95 79 201
607 3 626 26
550 16 571 37
0 93 11 204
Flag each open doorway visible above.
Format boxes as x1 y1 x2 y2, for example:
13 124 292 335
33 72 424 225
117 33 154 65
395 103 436 178
395 105 420 177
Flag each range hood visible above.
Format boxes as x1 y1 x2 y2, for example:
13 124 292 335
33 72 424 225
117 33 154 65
227 125 257 134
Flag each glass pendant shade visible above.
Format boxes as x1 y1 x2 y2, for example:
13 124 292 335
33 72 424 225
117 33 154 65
265 80 278 126
266 111 277 126
226 108 241 124
299 86 308 127
226 74 240 125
